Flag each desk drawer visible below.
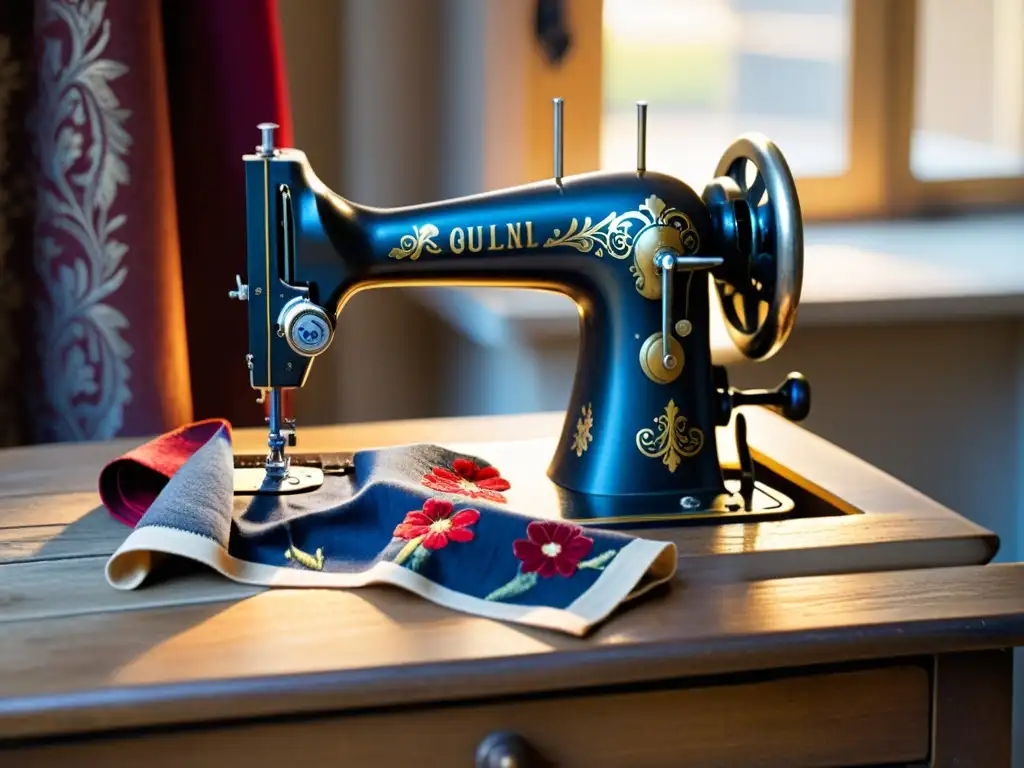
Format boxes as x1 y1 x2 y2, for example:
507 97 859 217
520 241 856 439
7 665 930 767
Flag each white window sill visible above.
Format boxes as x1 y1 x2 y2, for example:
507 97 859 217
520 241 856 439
412 212 1024 358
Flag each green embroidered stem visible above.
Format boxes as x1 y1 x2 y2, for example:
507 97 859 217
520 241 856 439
485 570 539 601
393 535 425 566
578 549 617 571
407 545 431 573
284 544 325 571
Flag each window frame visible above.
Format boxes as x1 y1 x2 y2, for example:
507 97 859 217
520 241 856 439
521 0 1024 222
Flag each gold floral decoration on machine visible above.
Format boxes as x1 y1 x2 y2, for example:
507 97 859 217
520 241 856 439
636 399 704 473
543 195 700 298
384 196 700 300
388 223 441 261
571 403 594 457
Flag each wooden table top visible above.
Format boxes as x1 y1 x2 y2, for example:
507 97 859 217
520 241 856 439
3 409 1023 742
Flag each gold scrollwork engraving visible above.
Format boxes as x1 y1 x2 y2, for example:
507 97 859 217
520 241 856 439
571 403 594 457
543 195 698 267
628 196 700 298
636 399 704 473
544 211 633 258
388 224 441 261
384 196 700 299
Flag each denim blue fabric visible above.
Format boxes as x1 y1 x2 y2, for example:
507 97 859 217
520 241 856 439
134 428 641 610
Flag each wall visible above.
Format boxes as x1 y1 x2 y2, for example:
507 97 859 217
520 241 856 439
277 0 452 427
916 0 998 145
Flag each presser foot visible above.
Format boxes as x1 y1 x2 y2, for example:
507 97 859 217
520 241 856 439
236 386 324 494
231 452 352 496
232 466 325 495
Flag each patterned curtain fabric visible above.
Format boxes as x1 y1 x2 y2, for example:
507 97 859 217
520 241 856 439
0 0 292 447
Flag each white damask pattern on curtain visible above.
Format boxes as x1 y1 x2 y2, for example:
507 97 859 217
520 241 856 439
32 0 133 441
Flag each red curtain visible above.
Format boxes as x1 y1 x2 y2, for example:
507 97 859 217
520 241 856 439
163 0 294 428
0 0 292 446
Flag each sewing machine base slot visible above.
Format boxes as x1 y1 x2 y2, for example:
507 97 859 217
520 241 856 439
229 447 801 530
561 475 794 530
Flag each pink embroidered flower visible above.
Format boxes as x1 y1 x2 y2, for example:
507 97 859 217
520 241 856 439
513 521 594 578
393 498 480 550
422 458 511 503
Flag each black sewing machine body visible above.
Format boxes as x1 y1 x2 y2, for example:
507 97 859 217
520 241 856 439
237 114 810 526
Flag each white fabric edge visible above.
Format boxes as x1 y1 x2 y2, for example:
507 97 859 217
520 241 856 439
106 525 678 637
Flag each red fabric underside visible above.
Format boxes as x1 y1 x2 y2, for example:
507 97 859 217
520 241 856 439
99 419 230 527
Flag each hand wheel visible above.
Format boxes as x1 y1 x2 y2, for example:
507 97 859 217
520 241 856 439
702 133 803 360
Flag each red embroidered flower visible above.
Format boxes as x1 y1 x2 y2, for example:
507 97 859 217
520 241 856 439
513 521 594 578
422 458 511 503
393 498 480 550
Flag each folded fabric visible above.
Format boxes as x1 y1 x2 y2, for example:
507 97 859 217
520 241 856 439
99 418 230 527
101 422 678 636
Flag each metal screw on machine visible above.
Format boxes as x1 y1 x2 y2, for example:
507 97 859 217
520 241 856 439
229 274 248 301
257 122 278 157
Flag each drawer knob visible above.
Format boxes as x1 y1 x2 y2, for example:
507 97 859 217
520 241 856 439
475 731 542 768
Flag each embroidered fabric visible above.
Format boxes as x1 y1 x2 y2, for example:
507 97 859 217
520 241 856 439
101 421 678 636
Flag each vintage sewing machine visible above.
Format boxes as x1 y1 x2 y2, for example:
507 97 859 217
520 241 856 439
230 100 811 527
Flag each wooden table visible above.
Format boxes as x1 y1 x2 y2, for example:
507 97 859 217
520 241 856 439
2 411 1024 766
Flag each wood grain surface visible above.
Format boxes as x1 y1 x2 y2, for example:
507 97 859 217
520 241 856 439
2 665 932 767
0 409 997 578
0 408 1018 751
3 562 1024 741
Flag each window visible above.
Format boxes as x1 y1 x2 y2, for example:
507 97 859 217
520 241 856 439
529 0 1024 221
601 0 852 184
912 0 1024 182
